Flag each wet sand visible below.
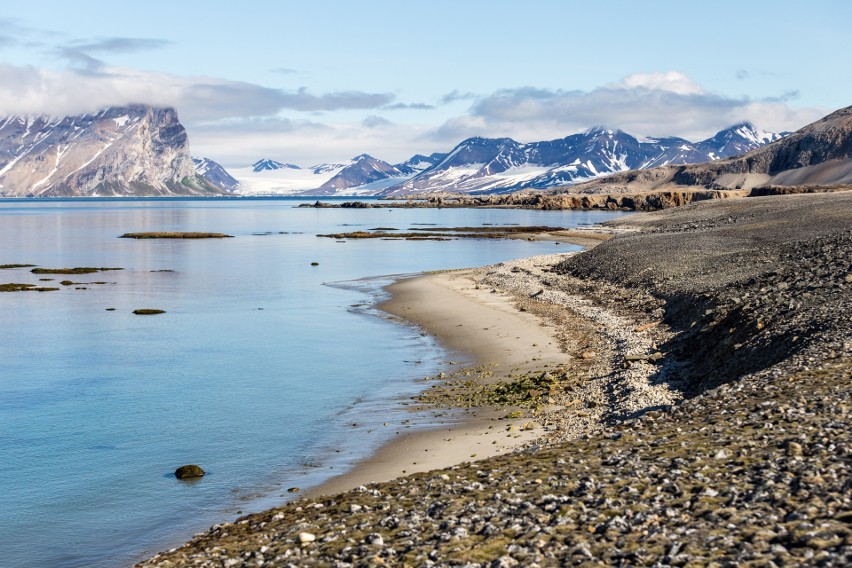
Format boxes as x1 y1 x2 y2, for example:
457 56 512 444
306 261 576 497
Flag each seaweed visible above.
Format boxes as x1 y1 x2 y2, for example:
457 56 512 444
31 267 123 275
120 232 234 239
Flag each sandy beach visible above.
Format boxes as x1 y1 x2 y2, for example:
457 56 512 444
308 261 574 497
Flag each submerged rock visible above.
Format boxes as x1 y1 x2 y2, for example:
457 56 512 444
174 464 205 479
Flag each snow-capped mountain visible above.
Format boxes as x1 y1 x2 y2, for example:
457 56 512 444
570 105 852 192
382 123 784 195
395 153 448 175
230 152 447 196
694 122 785 158
309 154 405 195
227 122 782 196
0 105 223 197
193 157 240 192
252 159 300 172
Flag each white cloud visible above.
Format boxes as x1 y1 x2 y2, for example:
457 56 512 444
191 119 436 167
613 71 705 95
0 63 395 121
0 62 831 167
428 72 827 144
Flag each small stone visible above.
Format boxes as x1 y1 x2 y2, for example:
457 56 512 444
786 441 804 457
715 449 729 459
579 350 597 360
365 533 384 546
174 464 205 479
350 503 363 513
298 532 316 544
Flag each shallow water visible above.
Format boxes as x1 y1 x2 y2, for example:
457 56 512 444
0 198 627 567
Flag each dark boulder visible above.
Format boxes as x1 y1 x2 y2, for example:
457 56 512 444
175 464 205 479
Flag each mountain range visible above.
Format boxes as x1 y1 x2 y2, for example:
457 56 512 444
225 153 446 196
565 104 852 194
4 102 847 199
223 123 784 196
0 105 222 197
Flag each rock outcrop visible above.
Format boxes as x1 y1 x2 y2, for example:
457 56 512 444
0 105 224 197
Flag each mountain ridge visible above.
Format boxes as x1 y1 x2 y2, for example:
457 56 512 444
563 105 852 194
379 123 785 196
230 123 783 196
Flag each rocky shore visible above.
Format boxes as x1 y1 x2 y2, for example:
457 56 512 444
138 192 850 567
300 185 850 212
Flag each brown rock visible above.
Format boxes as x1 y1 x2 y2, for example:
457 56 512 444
174 464 205 479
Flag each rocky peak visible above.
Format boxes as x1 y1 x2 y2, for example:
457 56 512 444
194 157 240 192
0 105 221 197
252 159 299 172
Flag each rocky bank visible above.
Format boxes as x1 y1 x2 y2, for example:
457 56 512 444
138 192 851 567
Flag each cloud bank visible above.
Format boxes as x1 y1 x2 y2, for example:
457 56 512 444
429 72 826 144
0 63 396 122
0 59 829 165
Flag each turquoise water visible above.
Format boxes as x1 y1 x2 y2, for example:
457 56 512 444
0 198 627 567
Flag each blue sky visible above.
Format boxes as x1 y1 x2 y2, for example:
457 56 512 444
0 0 848 166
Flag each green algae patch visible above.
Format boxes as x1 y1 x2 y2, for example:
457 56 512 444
418 365 575 411
133 309 166 315
31 267 123 275
0 283 60 292
0 264 37 269
120 232 234 239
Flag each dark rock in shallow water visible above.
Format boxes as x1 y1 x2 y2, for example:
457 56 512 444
175 464 205 479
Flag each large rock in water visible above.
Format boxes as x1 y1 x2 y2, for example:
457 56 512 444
174 464 205 479
0 105 224 197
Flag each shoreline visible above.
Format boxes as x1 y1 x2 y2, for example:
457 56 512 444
305 229 616 498
306 261 575 497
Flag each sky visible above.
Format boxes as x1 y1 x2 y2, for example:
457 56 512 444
0 0 849 167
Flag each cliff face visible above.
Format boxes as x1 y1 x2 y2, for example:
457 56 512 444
0 105 224 197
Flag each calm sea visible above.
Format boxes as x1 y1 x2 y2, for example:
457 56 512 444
0 198 627 567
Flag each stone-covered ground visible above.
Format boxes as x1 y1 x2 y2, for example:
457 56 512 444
138 192 851 567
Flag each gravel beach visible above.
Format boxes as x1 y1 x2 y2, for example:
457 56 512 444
138 192 851 567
